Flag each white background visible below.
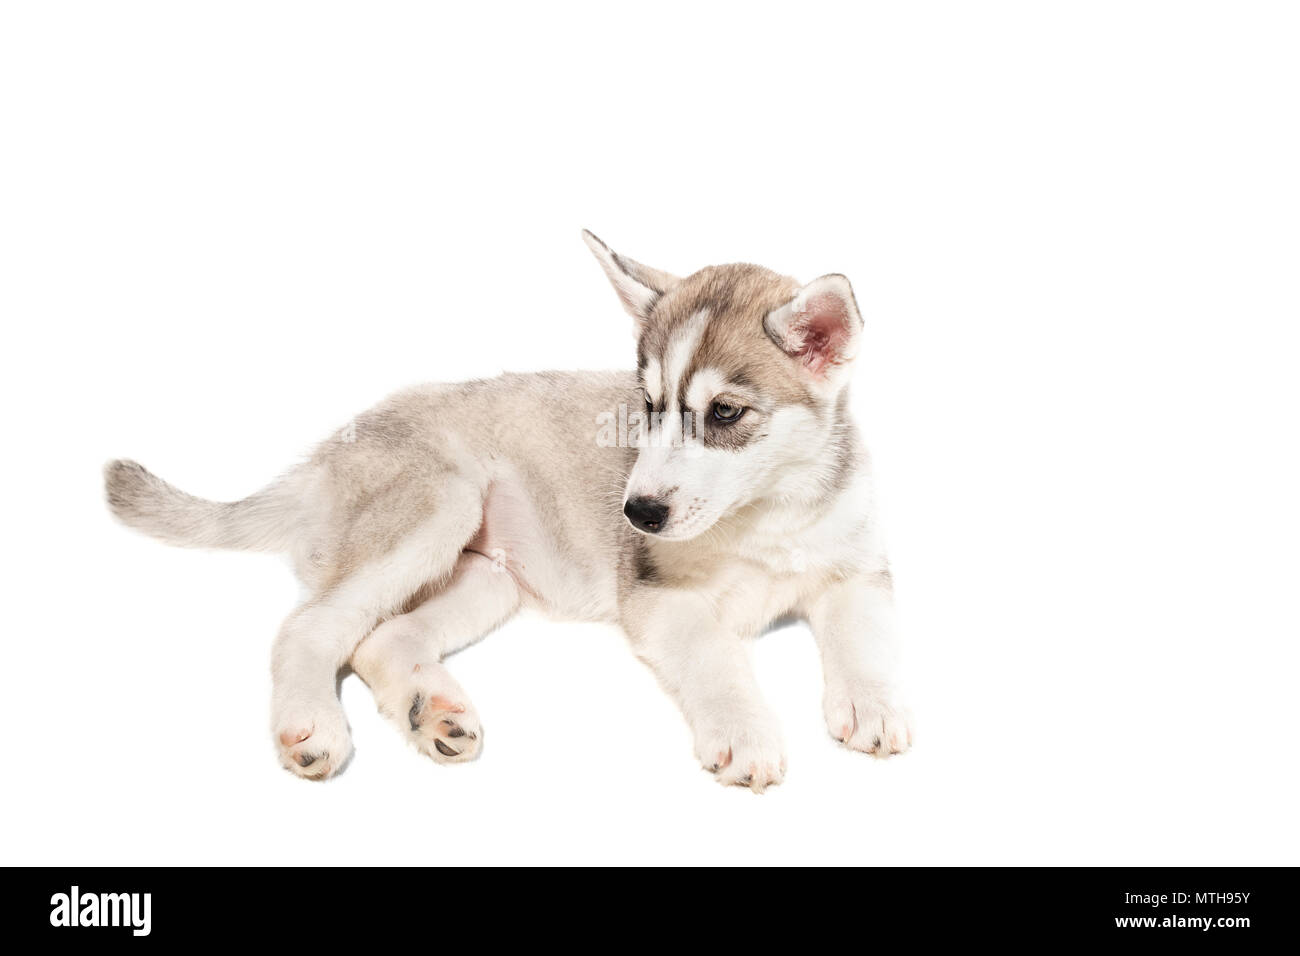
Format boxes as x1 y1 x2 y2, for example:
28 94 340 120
2 2 1297 866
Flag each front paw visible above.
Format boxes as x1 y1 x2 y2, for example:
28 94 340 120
275 704 354 780
694 716 787 793
824 680 912 757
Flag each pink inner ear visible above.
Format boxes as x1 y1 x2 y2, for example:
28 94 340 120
789 291 852 376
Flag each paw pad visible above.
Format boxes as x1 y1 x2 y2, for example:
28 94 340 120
406 691 481 763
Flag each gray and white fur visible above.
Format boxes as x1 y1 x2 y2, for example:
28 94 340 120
104 231 911 791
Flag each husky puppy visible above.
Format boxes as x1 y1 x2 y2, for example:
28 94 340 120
105 231 911 791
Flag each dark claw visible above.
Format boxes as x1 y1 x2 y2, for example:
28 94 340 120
408 693 425 731
434 739 460 758
295 752 319 768
445 722 466 738
871 735 882 750
708 763 721 773
739 774 753 785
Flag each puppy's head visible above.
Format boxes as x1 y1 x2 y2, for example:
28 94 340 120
584 230 863 541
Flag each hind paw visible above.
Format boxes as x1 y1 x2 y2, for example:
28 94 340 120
274 705 353 780
406 689 483 763
372 663 483 764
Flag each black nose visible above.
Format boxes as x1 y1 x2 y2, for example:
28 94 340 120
624 496 669 533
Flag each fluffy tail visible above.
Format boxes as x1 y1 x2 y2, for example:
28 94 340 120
104 459 299 552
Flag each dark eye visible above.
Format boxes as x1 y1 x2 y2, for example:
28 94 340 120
712 402 744 423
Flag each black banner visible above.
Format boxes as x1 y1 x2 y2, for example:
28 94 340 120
9 867 1297 943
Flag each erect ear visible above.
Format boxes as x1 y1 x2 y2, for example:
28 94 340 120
763 274 864 382
582 229 678 330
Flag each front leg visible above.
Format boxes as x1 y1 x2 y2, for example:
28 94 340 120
806 568 913 757
627 592 786 792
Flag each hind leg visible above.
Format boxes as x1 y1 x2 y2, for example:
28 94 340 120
273 483 485 779
350 551 520 763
